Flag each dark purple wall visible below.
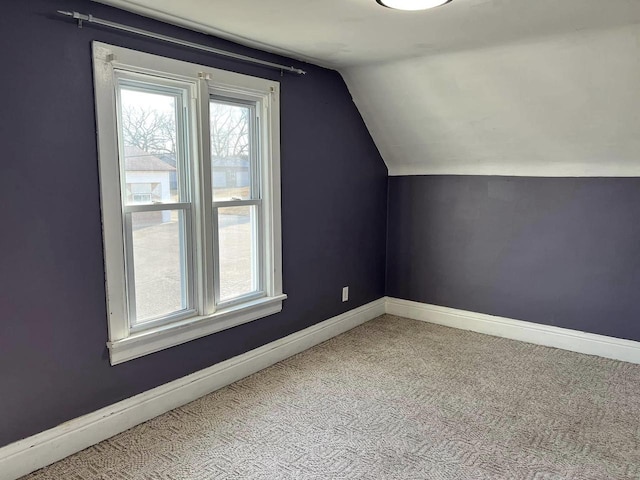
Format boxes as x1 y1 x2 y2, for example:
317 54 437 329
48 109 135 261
0 0 387 447
387 175 640 341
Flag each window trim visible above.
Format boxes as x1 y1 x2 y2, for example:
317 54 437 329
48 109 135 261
93 42 285 365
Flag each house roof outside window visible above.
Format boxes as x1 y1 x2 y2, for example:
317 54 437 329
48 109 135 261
124 146 176 171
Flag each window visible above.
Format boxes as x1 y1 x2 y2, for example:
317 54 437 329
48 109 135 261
93 42 285 365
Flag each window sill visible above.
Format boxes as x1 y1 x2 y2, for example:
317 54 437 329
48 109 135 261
107 294 287 365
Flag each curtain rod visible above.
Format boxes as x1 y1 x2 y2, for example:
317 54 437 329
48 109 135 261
56 10 307 75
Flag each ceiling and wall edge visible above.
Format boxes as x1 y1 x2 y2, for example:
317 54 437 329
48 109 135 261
91 1 640 178
89 0 330 68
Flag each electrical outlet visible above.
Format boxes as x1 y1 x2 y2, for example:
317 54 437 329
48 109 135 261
342 286 349 302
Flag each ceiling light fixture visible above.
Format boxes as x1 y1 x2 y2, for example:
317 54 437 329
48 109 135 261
376 0 452 10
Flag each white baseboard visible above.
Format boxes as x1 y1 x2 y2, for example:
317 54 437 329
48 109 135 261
385 297 640 365
0 298 386 480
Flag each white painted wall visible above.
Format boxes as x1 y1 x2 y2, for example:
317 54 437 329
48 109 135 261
342 23 640 177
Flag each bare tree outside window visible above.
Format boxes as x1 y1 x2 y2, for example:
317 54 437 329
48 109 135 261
120 97 250 159
121 104 177 155
210 102 249 158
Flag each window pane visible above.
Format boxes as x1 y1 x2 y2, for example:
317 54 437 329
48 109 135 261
131 209 189 323
119 87 181 205
210 100 253 201
217 205 259 302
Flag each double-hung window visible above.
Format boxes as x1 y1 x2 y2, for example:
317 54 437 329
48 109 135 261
93 42 285 365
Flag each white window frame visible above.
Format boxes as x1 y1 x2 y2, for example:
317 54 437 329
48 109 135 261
93 42 285 365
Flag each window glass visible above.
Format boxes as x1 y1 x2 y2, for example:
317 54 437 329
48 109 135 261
130 210 189 323
210 100 253 201
217 205 259 302
117 81 193 326
120 87 181 205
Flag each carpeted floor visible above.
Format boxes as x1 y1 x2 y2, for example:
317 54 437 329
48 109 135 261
23 314 640 479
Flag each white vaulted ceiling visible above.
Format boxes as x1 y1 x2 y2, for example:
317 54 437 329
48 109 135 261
95 0 640 176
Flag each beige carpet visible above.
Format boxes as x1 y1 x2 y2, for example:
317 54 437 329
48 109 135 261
23 315 640 479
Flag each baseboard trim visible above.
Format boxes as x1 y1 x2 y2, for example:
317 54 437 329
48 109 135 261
8 296 636 479
0 298 386 480
385 297 640 365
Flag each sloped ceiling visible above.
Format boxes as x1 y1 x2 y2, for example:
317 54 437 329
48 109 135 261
94 0 640 176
